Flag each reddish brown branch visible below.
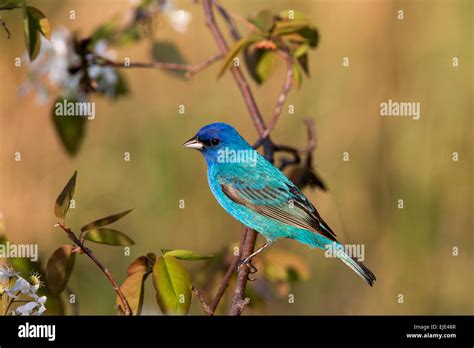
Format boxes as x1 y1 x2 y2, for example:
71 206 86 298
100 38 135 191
261 50 294 139
209 229 246 313
192 286 213 316
203 0 266 137
56 222 131 316
229 227 258 315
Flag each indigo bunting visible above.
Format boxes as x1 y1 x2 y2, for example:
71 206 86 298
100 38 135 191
184 123 376 286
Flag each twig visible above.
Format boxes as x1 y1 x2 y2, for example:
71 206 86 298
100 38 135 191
212 0 260 33
56 222 131 316
191 286 213 316
209 230 245 313
3 291 20 316
212 0 241 40
92 53 223 78
0 18 10 39
203 0 266 137
233 297 251 316
229 227 258 315
261 49 294 139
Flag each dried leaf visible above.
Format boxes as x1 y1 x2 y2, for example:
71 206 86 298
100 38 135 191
117 271 145 315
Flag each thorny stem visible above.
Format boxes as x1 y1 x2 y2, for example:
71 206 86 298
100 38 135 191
55 222 131 316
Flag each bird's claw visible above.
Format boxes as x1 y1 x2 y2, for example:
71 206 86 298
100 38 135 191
237 259 258 281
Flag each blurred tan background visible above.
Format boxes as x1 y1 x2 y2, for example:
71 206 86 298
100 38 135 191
0 0 472 314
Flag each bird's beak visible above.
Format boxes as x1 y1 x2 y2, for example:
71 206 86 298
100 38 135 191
183 135 204 150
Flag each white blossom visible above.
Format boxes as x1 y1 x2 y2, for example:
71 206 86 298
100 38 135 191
0 265 47 316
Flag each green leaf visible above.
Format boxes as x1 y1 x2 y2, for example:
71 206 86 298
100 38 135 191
292 63 302 89
27 7 51 39
117 271 145 315
114 71 129 97
152 255 192 315
244 45 277 84
164 249 212 261
80 209 133 232
273 22 318 48
217 34 262 78
256 50 277 83
23 5 41 60
116 27 141 46
250 10 274 32
83 228 135 246
51 97 87 156
297 26 319 48
54 171 77 220
90 20 119 46
151 41 187 78
45 245 76 295
294 44 309 58
297 52 309 76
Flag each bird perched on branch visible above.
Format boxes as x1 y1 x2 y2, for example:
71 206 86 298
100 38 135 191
184 122 376 286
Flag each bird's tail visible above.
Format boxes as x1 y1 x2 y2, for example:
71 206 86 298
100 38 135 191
335 246 376 287
293 231 376 286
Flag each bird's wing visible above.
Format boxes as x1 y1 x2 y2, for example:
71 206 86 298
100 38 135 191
218 173 337 242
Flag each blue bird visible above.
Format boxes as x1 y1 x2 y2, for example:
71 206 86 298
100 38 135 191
184 122 376 286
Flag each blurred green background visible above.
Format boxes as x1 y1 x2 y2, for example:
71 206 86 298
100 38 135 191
0 0 472 315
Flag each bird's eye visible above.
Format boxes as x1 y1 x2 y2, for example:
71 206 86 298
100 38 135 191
210 138 220 146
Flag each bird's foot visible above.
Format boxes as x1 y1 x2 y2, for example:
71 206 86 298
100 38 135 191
237 258 258 281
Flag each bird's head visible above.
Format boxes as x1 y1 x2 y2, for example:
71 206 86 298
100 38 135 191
183 122 252 164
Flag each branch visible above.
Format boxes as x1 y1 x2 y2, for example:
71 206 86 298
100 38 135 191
209 229 246 313
261 49 294 139
92 53 223 78
203 0 266 137
192 286 213 316
230 227 258 315
55 222 131 316
212 0 241 40
0 18 10 39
